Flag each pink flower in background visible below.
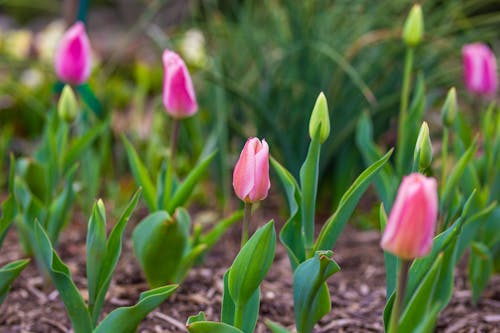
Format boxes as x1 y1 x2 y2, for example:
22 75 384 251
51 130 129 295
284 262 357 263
462 43 498 96
162 50 198 118
381 173 438 260
233 138 270 203
54 22 92 85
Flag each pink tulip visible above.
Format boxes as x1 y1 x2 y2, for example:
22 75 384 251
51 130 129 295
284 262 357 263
54 22 92 85
162 50 198 118
233 138 270 203
462 43 498 96
381 173 438 259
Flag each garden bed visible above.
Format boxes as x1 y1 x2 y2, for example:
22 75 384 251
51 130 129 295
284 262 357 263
1 202 499 333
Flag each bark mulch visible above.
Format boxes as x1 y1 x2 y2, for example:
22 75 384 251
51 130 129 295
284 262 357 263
0 205 499 333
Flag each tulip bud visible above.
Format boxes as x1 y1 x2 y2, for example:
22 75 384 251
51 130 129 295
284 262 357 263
233 138 270 203
381 173 438 259
414 122 432 170
58 85 79 123
162 49 198 119
462 43 498 96
308 92 330 143
402 4 424 47
441 87 457 127
54 22 92 85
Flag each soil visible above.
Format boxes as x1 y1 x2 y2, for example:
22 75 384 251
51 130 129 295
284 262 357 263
0 201 499 333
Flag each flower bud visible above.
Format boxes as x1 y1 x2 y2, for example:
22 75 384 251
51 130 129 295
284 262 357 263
381 173 438 259
441 87 457 127
308 92 330 143
414 122 432 170
58 85 79 123
462 43 498 97
162 49 198 119
54 22 92 85
403 4 424 47
233 138 270 203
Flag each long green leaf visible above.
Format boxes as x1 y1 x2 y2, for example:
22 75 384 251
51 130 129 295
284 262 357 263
166 151 217 214
94 285 178 333
34 221 93 333
199 210 244 250
468 242 493 304
271 156 304 269
265 321 293 333
122 136 157 211
313 148 393 252
187 321 244 333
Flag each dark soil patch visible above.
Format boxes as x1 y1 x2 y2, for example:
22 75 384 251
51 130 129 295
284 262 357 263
0 205 499 333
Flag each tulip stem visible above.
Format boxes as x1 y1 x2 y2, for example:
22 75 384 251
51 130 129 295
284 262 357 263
241 202 252 247
165 119 180 208
388 259 411 333
396 47 414 173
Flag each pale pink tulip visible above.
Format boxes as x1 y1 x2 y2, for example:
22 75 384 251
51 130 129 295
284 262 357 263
233 138 270 203
381 173 438 259
162 50 198 118
462 43 498 96
54 22 92 85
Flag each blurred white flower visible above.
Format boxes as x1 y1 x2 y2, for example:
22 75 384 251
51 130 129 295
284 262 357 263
179 28 208 68
2 29 33 59
21 68 43 88
35 20 65 63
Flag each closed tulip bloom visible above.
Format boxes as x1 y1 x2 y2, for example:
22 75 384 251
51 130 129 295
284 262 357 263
162 50 198 118
54 22 92 85
381 173 438 259
233 138 270 203
462 43 498 96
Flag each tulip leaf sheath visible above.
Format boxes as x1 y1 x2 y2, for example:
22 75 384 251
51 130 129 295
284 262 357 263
293 251 340 333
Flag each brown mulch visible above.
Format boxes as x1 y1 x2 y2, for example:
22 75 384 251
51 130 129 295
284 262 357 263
0 204 499 333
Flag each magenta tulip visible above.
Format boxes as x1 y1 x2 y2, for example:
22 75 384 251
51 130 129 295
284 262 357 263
462 43 498 96
54 22 92 85
381 173 438 259
233 138 270 203
162 50 198 119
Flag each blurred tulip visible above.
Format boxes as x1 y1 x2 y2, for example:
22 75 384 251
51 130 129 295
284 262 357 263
180 29 208 68
54 22 92 85
308 92 331 144
162 50 198 118
462 43 498 96
233 138 270 203
3 29 33 59
402 4 424 47
36 20 65 63
381 173 438 259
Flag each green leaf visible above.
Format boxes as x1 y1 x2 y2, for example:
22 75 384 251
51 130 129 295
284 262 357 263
355 112 397 208
166 151 217 214
398 254 443 332
187 312 206 324
34 221 93 333
380 204 398 297
271 156 304 269
199 210 244 250
62 121 107 173
300 127 321 253
46 163 78 244
122 135 157 211
86 200 107 324
294 251 340 333
265 320 293 333
0 195 16 248
313 149 393 252
75 83 103 118
133 210 189 287
187 321 244 333
440 139 477 212
221 270 260 333
468 242 493 304
93 189 141 323
0 259 30 305
228 220 276 307
94 284 178 333
412 302 442 333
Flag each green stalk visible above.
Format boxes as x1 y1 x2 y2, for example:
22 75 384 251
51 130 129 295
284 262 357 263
241 202 252 248
440 126 449 193
164 119 180 209
234 303 245 329
396 48 414 174
388 259 411 333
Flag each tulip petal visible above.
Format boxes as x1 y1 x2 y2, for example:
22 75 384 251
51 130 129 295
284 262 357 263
248 139 270 202
233 139 257 202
